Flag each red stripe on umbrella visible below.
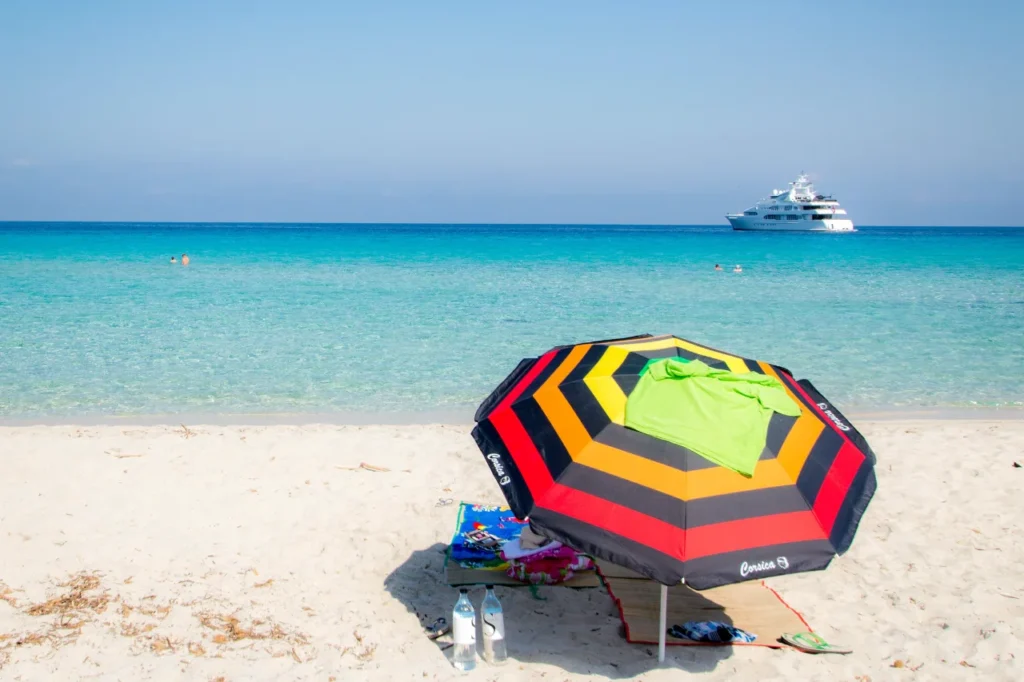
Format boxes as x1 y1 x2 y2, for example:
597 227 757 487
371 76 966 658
686 510 827 560
538 485 687 558
812 442 867 533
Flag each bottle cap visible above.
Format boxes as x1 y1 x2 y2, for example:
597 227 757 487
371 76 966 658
459 588 468 594
485 584 494 589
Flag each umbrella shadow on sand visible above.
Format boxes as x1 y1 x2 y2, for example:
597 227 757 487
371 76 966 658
384 544 734 677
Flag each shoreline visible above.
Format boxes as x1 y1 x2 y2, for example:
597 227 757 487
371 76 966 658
0 405 1022 427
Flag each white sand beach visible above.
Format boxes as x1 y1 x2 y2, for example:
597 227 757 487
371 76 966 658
1 420 1022 681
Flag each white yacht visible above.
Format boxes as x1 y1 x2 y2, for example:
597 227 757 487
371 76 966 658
726 174 855 232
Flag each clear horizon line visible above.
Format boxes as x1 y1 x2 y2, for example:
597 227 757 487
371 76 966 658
2 220 1023 229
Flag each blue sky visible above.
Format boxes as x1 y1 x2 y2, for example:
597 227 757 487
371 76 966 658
1 0 1021 225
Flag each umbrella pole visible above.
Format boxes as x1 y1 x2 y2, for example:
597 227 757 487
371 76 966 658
658 583 668 663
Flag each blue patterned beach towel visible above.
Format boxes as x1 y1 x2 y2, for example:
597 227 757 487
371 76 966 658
448 502 528 569
669 621 757 644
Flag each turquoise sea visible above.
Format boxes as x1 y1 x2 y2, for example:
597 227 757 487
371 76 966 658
1 222 1022 420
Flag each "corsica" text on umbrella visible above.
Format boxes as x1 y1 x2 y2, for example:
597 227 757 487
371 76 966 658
816 402 851 432
739 556 789 578
486 453 511 485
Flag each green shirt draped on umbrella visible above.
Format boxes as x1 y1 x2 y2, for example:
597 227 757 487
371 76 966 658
623 358 802 477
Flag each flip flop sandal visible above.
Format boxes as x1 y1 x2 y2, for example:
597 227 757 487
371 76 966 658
425 617 450 640
780 632 852 654
667 624 690 640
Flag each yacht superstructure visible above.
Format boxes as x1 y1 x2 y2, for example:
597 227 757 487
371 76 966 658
726 175 855 232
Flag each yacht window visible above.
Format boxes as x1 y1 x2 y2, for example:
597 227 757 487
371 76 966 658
744 211 757 216
786 215 799 220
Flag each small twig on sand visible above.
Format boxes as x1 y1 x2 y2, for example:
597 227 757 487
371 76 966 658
0 583 18 608
335 463 391 473
179 424 195 439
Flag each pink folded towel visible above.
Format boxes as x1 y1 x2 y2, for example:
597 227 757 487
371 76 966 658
500 537 563 560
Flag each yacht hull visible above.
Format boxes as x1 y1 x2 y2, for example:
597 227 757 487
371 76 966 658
727 216 855 233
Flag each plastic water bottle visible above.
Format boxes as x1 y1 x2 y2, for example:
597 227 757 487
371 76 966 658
451 588 477 671
480 584 508 665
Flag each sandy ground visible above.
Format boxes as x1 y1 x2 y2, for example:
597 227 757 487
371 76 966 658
0 420 1022 681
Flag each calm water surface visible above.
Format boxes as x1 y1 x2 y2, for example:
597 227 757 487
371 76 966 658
1 222 1022 419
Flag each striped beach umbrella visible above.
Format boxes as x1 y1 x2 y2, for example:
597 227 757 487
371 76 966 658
471 333 877 590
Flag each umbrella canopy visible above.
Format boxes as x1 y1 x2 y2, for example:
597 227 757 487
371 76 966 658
471 333 877 590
